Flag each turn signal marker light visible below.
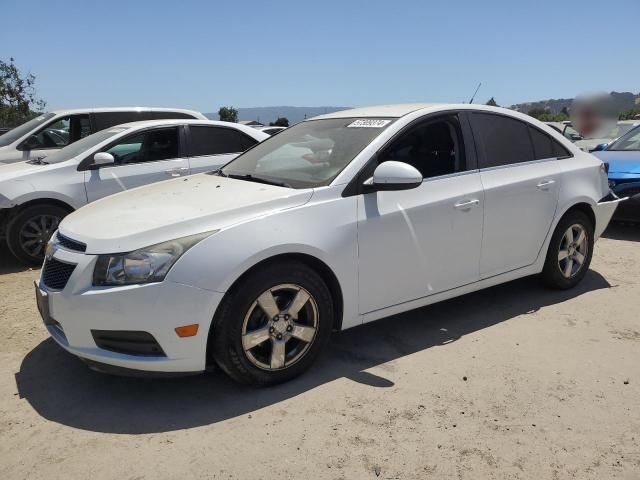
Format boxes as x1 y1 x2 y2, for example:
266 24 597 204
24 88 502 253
175 324 199 337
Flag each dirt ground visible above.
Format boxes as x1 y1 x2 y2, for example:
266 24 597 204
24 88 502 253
0 224 639 480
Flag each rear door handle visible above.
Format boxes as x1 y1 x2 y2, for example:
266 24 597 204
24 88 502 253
165 167 189 177
536 179 556 190
454 199 480 210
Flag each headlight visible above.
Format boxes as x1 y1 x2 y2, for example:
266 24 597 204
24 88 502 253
93 231 217 286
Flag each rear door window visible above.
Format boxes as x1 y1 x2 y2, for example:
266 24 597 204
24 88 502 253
189 126 255 156
152 111 198 120
93 111 150 130
470 113 534 168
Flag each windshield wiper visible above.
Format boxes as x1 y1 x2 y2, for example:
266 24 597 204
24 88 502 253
26 157 49 165
227 173 292 188
210 168 227 177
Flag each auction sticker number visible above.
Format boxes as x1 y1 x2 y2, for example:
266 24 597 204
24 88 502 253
347 119 391 128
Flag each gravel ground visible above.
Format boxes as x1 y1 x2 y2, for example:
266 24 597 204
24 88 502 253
0 224 639 480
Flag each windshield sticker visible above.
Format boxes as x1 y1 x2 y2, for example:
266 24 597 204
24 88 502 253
347 119 391 128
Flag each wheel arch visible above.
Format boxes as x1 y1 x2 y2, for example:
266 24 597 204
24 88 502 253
205 252 345 368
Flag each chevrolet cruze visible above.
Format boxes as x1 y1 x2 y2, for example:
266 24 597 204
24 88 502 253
35 104 621 385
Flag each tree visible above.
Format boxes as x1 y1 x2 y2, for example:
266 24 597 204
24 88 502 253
485 97 499 107
269 117 289 127
619 109 640 120
218 106 238 123
0 57 46 128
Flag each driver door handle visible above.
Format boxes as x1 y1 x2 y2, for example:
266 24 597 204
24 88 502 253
454 199 480 210
165 167 189 177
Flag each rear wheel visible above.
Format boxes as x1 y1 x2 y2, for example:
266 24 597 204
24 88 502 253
7 205 69 266
541 210 594 289
211 261 333 386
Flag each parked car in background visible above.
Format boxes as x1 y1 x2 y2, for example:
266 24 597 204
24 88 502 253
0 120 267 264
36 104 620 385
575 120 640 152
545 122 582 142
256 126 287 136
0 108 207 165
593 125 640 222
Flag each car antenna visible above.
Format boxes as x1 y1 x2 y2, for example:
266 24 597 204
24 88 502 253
468 82 482 104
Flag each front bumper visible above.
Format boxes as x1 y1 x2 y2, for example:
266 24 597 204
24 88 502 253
36 246 224 373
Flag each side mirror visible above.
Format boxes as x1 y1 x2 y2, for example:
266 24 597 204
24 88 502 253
91 152 115 168
591 143 608 152
363 161 423 192
18 135 41 151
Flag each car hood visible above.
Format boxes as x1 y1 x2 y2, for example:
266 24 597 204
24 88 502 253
575 138 609 151
59 173 313 253
0 160 49 180
593 151 640 174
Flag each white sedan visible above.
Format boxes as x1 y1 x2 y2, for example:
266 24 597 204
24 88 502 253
36 104 621 385
0 120 267 264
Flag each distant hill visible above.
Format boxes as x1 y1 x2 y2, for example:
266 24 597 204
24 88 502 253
205 106 350 125
511 91 640 114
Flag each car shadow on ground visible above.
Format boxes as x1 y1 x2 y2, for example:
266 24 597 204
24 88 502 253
602 222 640 242
15 270 611 434
0 247 36 275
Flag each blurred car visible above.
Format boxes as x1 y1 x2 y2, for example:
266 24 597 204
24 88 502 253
0 107 207 165
545 122 583 142
0 127 10 136
575 120 640 152
256 126 287 136
593 125 640 222
0 120 267 264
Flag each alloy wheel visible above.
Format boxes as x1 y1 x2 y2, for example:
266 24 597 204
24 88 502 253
18 214 60 258
557 223 588 279
241 284 319 370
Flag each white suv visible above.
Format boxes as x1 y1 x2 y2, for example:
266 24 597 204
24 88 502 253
0 119 268 264
0 107 207 165
36 104 621 385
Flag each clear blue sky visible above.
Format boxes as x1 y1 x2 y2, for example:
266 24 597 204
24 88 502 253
1 0 637 112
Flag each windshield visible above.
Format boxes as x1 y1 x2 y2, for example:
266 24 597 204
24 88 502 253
43 126 131 164
604 123 636 140
607 125 640 151
0 113 56 147
221 118 394 188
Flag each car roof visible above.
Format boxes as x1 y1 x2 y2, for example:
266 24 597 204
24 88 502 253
46 107 205 117
618 120 640 125
313 103 442 120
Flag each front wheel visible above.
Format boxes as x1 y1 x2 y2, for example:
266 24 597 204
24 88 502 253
211 261 333 386
541 210 594 289
7 204 69 266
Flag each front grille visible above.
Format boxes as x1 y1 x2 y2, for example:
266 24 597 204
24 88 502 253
42 258 76 290
91 330 166 357
56 233 86 252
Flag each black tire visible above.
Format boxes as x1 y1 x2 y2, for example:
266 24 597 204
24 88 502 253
541 210 594 289
211 261 333 386
7 204 69 266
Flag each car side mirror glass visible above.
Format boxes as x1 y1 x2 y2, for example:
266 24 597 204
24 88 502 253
592 143 608 152
91 152 115 168
363 161 423 192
